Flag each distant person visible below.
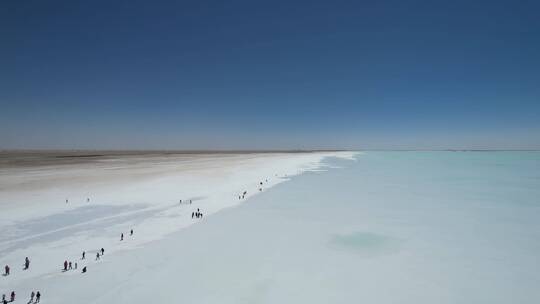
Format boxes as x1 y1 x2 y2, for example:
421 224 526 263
66 199 68 204
96 252 100 260
74 262 78 270
29 291 35 303
69 261 72 270
87 198 90 202
64 260 68 271
2 294 5 302
179 199 182 204
82 266 87 273
10 291 15 302
121 233 124 241
4 265 9 276
35 291 41 303
82 251 86 260
192 212 194 219
130 229 133 236
190 199 192 204
101 248 105 255
24 257 30 270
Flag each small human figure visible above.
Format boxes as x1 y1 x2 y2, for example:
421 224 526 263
10 291 15 302
4 265 9 276
24 257 30 270
179 199 182 204
35 291 41 303
82 251 86 260
120 233 124 241
64 260 68 271
101 248 105 255
96 252 100 260
2 294 5 302
69 261 72 270
87 198 90 202
82 266 87 273
190 199 192 204
74 262 78 270
192 212 194 218
130 229 133 236
66 199 68 204
29 291 35 303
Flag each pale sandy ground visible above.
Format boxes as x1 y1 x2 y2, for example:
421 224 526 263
0 151 356 303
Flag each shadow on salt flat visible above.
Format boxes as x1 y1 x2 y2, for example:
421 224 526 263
0 204 166 255
329 232 402 257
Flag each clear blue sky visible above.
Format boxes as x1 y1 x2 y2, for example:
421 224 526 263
1 0 539 150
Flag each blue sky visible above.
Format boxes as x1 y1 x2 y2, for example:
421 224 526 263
1 0 539 150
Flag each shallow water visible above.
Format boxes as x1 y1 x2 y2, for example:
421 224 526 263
151 151 540 303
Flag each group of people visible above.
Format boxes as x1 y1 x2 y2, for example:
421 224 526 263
239 191 248 200
179 199 192 204
62 260 77 271
1 291 40 304
65 197 91 204
120 229 134 242
2 258 39 303
192 209 204 219
2 179 274 303
3 257 30 277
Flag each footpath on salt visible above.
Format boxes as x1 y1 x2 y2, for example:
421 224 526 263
0 151 356 303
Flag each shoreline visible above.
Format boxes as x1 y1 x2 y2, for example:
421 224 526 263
0 151 358 296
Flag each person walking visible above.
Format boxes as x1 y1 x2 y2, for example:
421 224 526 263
96 252 100 260
24 257 30 270
82 251 86 260
29 291 35 303
130 229 133 236
68 261 72 270
120 233 124 241
64 260 68 271
10 291 15 302
82 266 87 273
75 262 78 270
4 265 9 276
101 248 105 255
35 291 41 303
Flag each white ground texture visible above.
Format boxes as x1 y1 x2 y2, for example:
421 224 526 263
0 152 356 303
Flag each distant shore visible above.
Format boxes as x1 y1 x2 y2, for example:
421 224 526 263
0 150 351 168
